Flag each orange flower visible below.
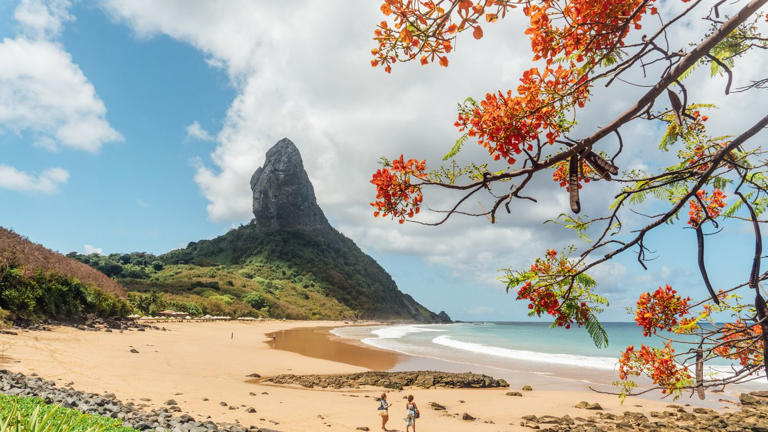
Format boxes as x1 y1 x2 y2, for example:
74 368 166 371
634 285 690 337
473 26 484 39
370 155 427 223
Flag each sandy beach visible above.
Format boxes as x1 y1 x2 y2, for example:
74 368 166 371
0 321 680 431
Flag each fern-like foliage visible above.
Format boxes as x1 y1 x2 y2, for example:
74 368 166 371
585 312 609 349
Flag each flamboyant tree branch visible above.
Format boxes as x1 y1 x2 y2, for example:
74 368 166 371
416 0 768 196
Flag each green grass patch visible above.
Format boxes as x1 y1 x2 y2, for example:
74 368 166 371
0 394 138 432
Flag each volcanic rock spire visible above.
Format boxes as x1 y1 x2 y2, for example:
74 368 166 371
250 138 329 230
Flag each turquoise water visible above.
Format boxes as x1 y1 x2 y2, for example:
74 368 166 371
333 322 736 377
332 322 764 402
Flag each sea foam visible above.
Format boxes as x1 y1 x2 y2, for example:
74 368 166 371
370 325 445 339
431 335 618 370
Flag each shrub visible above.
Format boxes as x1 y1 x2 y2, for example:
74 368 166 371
0 264 40 320
243 291 269 309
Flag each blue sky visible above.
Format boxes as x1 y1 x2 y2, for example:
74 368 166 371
1 0 765 323
0 2 232 254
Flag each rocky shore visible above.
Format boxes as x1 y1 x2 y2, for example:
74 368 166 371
4 316 158 333
514 392 768 432
0 370 264 432
260 371 508 389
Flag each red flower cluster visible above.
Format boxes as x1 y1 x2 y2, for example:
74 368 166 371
713 320 764 367
452 0 655 166
516 249 592 329
372 0 516 73
455 66 590 164
618 343 691 393
552 159 593 189
374 0 657 169
634 285 690 337
524 0 654 65
687 188 726 227
370 155 427 223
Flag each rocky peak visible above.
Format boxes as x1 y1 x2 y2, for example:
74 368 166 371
250 138 329 230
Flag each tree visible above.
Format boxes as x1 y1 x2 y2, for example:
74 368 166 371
369 0 768 399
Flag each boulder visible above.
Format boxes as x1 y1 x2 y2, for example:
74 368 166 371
429 402 446 411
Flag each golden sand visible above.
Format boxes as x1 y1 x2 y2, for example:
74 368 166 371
0 321 672 431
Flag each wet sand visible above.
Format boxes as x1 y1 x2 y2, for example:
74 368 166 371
268 326 402 370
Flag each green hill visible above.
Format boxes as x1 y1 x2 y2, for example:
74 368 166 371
67 223 444 322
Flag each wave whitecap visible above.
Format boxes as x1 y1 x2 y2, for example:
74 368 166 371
355 325 446 353
370 325 446 339
432 335 618 370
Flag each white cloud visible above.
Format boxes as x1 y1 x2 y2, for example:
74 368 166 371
0 38 122 152
0 164 68 193
14 0 73 40
185 121 214 141
100 0 768 303
136 199 149 208
0 0 121 153
83 244 104 255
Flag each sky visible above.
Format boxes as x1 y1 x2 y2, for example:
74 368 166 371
1 0 767 323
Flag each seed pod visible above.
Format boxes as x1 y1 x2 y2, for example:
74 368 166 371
569 156 581 214
583 151 618 179
741 192 762 289
757 292 767 321
695 347 704 400
696 226 719 305
756 293 768 379
667 89 684 126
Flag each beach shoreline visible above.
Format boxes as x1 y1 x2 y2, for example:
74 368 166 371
0 320 734 431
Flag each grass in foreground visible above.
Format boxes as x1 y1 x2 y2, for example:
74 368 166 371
0 395 138 432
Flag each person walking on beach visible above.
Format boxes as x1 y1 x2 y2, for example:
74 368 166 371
405 394 419 432
377 393 390 431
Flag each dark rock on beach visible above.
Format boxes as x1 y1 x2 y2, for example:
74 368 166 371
429 402 446 410
262 370 508 389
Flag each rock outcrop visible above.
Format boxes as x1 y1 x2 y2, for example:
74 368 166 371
250 138 328 230
262 371 508 389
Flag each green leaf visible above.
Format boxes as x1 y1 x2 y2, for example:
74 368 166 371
585 313 609 348
544 213 592 242
443 134 468 161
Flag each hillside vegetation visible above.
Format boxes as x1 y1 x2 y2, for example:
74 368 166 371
0 228 130 323
0 228 124 297
68 225 443 321
69 250 355 320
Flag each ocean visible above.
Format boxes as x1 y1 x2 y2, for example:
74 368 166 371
331 322 759 397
